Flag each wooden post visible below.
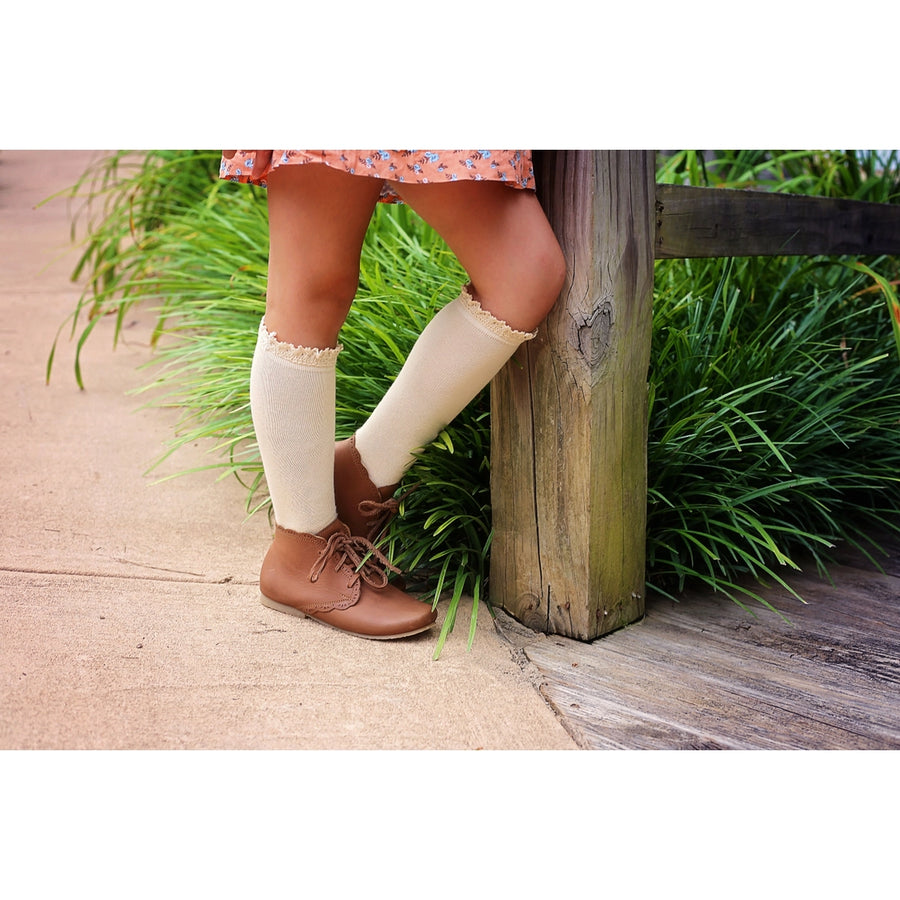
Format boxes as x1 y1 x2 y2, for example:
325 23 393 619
490 150 656 640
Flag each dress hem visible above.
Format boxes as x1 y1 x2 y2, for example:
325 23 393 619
219 150 535 201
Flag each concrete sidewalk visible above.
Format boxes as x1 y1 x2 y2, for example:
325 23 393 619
0 149 577 750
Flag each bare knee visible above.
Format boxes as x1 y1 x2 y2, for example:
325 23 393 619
265 267 359 348
535 235 568 318
404 183 567 330
482 226 567 332
298 267 361 310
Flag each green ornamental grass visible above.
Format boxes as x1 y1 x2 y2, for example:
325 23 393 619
50 149 900 653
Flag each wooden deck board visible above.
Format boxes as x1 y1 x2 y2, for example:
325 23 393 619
494 537 900 750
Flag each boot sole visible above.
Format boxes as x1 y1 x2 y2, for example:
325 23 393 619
260 593 434 640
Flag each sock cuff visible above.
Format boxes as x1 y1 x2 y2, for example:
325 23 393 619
456 284 538 345
258 319 342 367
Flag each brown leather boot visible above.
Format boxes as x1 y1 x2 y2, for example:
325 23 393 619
259 518 436 639
334 435 401 541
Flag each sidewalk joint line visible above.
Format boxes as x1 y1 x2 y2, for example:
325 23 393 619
0 564 254 586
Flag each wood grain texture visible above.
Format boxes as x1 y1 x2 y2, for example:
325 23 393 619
655 183 900 258
496 536 900 749
491 151 655 640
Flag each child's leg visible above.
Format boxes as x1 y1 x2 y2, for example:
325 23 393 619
254 164 383 535
395 180 566 332
352 181 566 490
264 163 384 349
252 163 436 638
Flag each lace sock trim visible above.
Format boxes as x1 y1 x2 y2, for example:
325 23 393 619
259 319 342 367
457 284 538 344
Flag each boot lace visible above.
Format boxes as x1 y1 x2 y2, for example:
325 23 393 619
357 485 418 541
309 531 401 589
357 497 400 541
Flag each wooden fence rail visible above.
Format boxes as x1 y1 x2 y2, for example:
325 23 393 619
492 149 900 641
656 183 900 259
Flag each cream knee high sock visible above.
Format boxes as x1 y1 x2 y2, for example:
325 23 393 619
250 319 340 535
355 285 536 488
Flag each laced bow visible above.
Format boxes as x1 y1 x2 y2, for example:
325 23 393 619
309 530 401 589
357 497 400 541
357 485 418 541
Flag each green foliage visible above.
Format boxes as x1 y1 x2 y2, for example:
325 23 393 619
47 150 225 388
651 149 900 607
658 149 900 202
51 149 900 650
657 150 900 357
647 254 900 608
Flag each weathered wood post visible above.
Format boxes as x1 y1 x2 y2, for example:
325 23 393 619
490 150 656 640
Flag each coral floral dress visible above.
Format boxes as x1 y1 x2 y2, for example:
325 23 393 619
219 150 535 202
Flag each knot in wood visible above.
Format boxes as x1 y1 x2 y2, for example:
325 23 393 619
574 300 613 369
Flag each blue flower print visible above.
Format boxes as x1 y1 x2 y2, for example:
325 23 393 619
464 159 475 169
478 151 491 159
377 150 391 160
424 152 439 163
